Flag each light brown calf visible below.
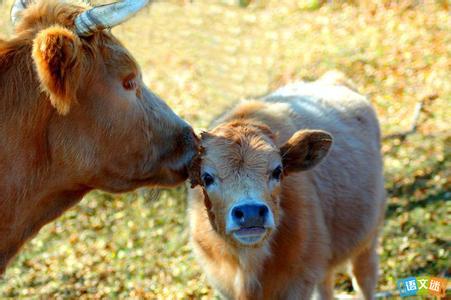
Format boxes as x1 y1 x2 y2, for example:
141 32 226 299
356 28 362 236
188 73 385 299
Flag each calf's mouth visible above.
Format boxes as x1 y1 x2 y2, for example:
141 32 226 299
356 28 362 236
232 226 268 246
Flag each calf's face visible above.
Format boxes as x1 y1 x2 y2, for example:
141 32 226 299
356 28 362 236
190 122 332 248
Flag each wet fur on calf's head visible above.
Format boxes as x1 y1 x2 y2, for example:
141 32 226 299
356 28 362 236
188 144 219 231
188 121 277 189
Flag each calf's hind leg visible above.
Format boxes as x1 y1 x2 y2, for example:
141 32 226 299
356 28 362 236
351 239 379 300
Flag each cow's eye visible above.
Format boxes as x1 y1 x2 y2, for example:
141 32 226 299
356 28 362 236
202 172 215 187
123 80 136 90
271 165 282 181
123 74 137 90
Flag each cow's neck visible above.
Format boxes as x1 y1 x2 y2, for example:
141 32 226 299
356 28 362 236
0 120 89 275
0 173 89 274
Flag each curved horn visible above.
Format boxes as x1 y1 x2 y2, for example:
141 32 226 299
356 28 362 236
75 0 149 37
10 0 31 25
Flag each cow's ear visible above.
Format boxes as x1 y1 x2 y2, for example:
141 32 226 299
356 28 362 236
32 25 82 115
280 130 332 174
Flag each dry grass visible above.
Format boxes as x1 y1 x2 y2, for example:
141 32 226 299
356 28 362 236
0 0 449 298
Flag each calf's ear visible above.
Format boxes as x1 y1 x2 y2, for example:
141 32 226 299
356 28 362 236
32 25 82 115
280 130 332 174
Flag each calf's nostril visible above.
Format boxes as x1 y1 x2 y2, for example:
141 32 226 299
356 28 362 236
259 205 268 217
231 204 270 228
233 208 244 220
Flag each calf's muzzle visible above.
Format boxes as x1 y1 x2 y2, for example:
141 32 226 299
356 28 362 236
231 204 269 228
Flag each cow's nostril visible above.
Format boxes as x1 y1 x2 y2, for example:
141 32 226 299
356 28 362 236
259 205 268 217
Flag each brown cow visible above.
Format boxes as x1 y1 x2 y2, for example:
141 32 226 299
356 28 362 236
0 0 197 274
188 73 386 299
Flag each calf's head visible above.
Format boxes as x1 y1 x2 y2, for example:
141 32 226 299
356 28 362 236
5 0 198 191
190 121 332 247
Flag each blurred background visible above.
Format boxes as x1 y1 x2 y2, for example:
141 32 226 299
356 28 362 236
0 0 449 298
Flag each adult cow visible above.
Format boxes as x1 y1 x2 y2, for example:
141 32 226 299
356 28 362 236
0 0 197 275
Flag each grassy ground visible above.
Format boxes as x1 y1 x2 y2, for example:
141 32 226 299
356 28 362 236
0 0 449 298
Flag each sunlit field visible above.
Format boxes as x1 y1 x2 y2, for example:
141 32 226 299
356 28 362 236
0 0 449 298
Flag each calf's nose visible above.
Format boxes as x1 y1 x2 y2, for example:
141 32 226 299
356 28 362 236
231 204 269 228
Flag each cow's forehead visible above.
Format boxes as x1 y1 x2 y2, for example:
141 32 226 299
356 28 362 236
16 1 85 34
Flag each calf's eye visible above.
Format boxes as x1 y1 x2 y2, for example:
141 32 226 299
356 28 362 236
271 165 282 181
202 172 215 187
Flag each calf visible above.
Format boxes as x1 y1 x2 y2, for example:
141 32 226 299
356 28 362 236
188 73 385 299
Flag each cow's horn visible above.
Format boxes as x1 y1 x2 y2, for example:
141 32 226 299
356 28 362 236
10 0 30 25
75 0 149 37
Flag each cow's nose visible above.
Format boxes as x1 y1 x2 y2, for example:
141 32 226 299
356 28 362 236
231 204 269 228
181 126 198 147
175 126 198 152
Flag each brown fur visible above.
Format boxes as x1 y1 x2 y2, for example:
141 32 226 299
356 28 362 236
0 0 197 275
280 130 332 174
188 79 385 299
32 25 82 114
